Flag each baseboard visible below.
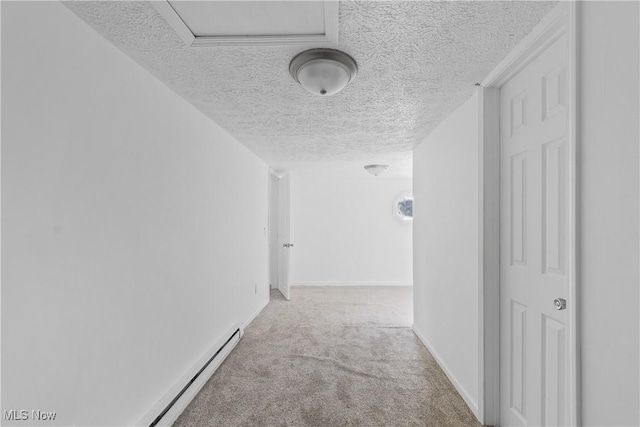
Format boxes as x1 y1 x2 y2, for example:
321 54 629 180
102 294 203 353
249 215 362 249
412 325 481 421
292 281 412 287
241 297 270 335
137 298 270 427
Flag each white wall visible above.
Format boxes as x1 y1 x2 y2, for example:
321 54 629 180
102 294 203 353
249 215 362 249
579 2 639 425
1 2 269 426
290 174 412 286
412 93 480 416
412 4 640 424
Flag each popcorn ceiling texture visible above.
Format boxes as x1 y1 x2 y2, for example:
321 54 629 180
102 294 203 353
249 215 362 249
65 1 555 176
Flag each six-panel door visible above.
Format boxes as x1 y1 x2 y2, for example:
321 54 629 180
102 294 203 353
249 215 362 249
499 34 570 427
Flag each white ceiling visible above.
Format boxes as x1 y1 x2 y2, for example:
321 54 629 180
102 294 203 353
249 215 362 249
64 1 556 178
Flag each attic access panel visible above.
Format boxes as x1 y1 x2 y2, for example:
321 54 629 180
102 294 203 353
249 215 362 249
153 1 338 46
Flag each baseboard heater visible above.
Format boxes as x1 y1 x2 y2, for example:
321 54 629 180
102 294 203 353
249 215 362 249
149 328 241 427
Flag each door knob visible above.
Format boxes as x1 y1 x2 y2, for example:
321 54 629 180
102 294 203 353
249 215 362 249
554 298 566 310
282 243 287 247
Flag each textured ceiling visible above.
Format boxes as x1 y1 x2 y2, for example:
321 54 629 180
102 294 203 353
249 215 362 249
65 1 555 178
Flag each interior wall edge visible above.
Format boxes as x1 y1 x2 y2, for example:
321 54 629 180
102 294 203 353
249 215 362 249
412 325 480 421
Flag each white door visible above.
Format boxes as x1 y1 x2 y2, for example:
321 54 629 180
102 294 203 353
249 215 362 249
277 174 291 300
499 34 570 426
268 173 279 290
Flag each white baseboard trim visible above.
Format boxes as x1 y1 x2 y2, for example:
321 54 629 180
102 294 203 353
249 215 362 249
137 298 270 427
292 281 413 287
241 297 270 335
412 325 480 421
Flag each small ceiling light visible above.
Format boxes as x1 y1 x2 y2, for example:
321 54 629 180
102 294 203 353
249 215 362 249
364 164 389 176
289 48 357 96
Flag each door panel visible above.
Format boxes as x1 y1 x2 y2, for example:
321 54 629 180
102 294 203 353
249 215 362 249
510 152 527 266
277 174 291 300
542 315 566 426
500 34 569 426
542 138 566 275
510 300 527 422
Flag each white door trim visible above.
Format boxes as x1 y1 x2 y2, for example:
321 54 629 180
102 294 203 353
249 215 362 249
478 3 579 425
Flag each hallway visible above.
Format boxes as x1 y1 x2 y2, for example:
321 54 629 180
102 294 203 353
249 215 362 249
175 287 480 426
3 2 639 426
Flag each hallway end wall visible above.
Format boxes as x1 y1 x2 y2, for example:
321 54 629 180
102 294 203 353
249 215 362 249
2 2 269 426
412 93 480 418
290 175 413 287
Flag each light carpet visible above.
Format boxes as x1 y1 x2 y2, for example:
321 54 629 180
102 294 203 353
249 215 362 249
174 286 481 426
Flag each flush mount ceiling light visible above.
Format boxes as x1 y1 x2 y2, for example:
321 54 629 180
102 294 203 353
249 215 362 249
289 48 357 96
364 164 389 176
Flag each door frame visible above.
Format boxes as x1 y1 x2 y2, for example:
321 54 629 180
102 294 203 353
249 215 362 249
477 3 579 425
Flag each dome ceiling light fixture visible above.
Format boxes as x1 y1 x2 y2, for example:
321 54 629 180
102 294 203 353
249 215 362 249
364 164 389 176
289 48 358 96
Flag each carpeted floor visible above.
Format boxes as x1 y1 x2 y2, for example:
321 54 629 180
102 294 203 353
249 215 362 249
173 287 482 426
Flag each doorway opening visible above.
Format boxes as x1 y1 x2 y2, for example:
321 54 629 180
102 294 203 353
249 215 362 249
267 170 413 322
